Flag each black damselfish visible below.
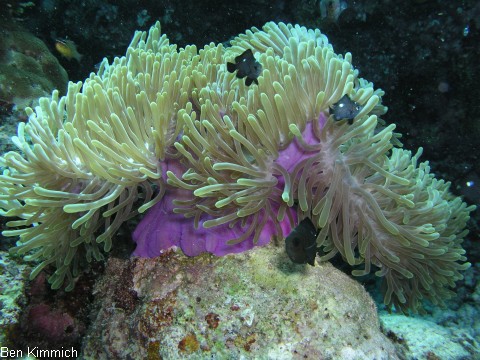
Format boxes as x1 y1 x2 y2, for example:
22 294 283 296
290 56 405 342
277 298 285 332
285 218 319 266
227 49 262 86
330 94 363 121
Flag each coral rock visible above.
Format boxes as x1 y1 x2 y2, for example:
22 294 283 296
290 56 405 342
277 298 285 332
82 245 398 359
0 27 68 110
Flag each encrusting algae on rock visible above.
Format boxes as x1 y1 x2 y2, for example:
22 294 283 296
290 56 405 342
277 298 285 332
81 245 399 359
0 21 475 313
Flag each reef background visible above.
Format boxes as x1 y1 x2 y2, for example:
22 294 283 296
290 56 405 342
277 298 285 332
0 0 479 358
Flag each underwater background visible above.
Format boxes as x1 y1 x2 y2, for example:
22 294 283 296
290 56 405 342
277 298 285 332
0 0 479 359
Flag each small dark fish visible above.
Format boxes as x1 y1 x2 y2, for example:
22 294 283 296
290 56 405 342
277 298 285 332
285 218 319 266
93 61 103 72
0 98 14 116
330 94 363 121
227 49 262 86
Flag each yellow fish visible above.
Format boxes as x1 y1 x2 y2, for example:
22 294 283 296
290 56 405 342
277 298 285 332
55 39 82 62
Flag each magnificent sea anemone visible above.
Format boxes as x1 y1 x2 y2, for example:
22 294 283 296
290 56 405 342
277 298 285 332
0 22 475 312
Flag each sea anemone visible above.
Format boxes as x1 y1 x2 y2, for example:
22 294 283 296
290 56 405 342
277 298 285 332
135 23 474 312
0 22 474 312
